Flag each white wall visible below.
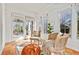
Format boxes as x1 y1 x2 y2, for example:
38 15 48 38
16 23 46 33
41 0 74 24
67 4 79 51
0 4 2 51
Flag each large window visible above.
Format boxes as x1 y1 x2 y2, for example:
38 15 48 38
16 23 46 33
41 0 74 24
11 12 34 39
40 16 48 34
60 9 72 34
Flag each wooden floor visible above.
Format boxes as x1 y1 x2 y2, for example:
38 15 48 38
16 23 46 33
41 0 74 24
64 48 79 55
2 42 79 55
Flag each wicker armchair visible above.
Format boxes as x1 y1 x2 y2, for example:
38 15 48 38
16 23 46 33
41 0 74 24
31 31 41 37
48 33 58 40
53 34 69 55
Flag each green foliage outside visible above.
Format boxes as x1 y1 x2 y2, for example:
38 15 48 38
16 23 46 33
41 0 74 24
47 23 53 33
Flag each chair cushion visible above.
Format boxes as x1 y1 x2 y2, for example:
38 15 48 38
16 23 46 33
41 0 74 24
21 44 41 55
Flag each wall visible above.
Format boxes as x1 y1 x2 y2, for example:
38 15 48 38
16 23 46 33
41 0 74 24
67 4 79 51
0 4 2 51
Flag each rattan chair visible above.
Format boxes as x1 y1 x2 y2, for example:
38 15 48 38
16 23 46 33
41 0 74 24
31 31 41 37
53 35 69 55
48 33 58 40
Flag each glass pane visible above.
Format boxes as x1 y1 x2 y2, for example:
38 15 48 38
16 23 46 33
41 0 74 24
25 19 33 36
77 12 79 38
60 9 72 34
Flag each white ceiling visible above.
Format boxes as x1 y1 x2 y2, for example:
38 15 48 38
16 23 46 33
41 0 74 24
5 3 78 15
5 3 50 13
